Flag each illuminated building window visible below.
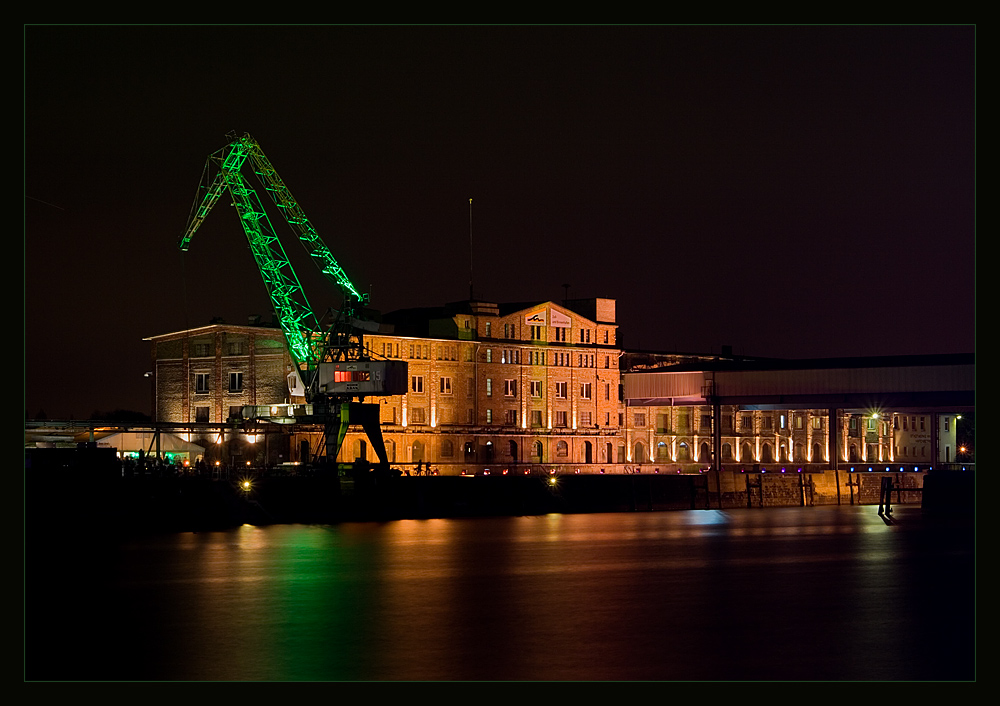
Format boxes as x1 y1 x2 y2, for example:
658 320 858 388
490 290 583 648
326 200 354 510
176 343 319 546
504 379 517 397
195 373 210 393
486 349 492 363
796 415 803 429
486 378 493 397
411 376 424 393
228 372 243 393
440 377 452 395
486 409 492 424
813 417 823 430
780 414 786 429
867 418 876 431
531 381 542 398
556 382 567 399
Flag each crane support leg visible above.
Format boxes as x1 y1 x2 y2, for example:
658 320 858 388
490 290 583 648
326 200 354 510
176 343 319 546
327 402 390 467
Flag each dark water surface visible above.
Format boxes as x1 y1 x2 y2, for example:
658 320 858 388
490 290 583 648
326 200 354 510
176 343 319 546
26 506 974 681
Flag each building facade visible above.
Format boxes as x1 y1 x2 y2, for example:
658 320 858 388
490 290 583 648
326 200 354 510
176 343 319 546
146 304 960 474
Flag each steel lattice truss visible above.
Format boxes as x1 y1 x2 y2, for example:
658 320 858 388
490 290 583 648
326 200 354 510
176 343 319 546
179 133 364 376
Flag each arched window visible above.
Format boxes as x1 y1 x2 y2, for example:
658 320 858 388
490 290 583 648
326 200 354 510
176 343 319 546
811 442 822 462
699 441 711 463
484 441 495 462
509 440 518 459
722 442 733 461
411 440 424 463
556 440 569 457
354 439 367 462
761 443 773 463
656 441 670 461
533 440 543 459
677 441 691 462
741 442 754 463
634 441 645 463
441 439 454 457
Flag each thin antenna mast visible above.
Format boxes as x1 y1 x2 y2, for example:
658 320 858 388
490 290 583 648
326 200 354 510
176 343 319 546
469 198 474 301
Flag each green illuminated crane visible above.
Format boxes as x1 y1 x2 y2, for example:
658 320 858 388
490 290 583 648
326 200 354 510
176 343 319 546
179 132 405 466
179 132 367 375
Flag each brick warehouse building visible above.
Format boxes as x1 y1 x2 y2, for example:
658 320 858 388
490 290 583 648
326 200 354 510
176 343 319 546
145 299 951 475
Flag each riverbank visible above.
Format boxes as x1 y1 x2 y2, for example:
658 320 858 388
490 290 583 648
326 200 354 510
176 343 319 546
25 467 974 533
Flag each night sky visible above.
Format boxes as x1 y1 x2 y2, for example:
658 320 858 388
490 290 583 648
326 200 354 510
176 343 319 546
24 26 975 419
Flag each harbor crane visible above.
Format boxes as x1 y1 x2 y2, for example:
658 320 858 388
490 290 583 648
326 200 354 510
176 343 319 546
179 132 406 467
